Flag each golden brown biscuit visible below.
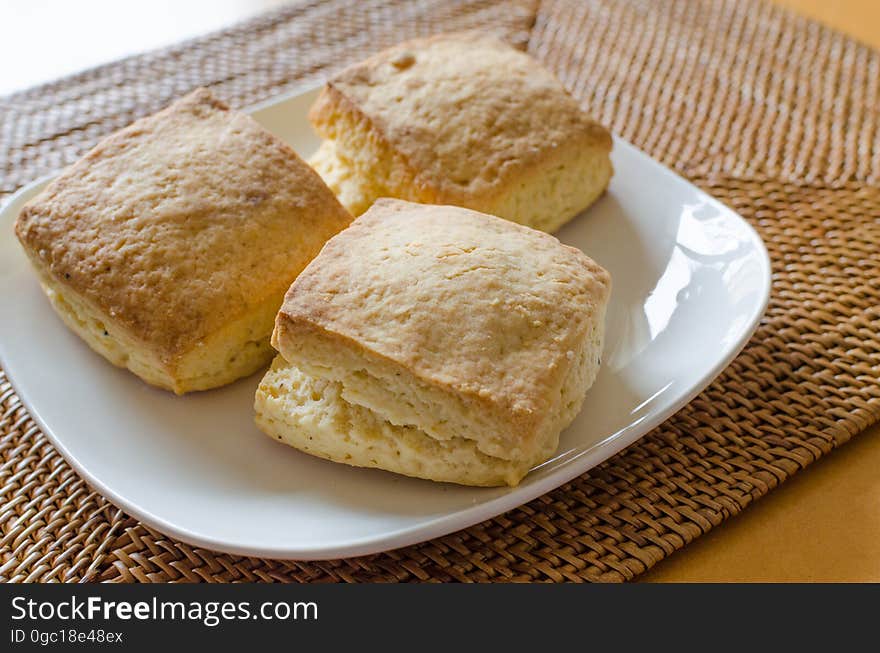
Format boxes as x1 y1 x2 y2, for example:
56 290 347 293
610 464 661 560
308 32 613 231
255 199 611 486
16 88 352 393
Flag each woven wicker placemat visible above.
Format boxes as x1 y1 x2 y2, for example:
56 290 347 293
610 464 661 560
1 0 879 582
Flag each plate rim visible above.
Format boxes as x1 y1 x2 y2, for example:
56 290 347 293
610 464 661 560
0 88 772 560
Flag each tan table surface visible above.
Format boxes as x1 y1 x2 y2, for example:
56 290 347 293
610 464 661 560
1 0 878 582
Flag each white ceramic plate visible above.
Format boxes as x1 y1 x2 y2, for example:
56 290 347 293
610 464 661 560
0 86 770 559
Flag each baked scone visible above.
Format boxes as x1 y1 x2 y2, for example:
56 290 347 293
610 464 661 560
255 199 611 486
15 88 352 394
308 31 613 232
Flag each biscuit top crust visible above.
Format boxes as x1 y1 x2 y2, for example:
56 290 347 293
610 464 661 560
310 31 611 205
276 199 611 420
16 88 351 362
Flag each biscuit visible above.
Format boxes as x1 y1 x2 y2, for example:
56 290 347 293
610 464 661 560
15 88 352 393
255 199 611 486
308 32 613 232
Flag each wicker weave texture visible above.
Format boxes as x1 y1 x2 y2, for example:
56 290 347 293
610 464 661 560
1 0 879 582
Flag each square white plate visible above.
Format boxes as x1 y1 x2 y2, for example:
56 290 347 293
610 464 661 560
0 86 770 559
